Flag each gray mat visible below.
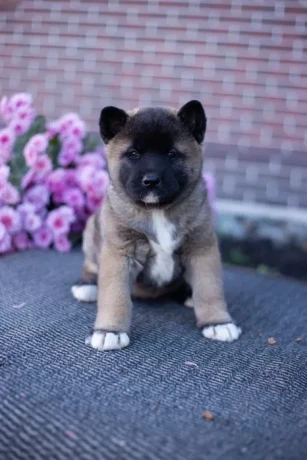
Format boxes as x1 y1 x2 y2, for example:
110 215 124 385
1 249 307 460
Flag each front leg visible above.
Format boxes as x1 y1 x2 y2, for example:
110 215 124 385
86 245 133 351
184 237 242 342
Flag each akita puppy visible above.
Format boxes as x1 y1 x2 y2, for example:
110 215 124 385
72 101 241 350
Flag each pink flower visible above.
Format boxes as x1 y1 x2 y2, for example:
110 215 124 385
0 96 14 124
65 137 82 155
0 128 15 163
0 164 10 181
82 169 109 199
13 231 30 250
69 119 86 139
78 152 105 170
0 149 11 164
21 169 36 189
58 205 75 223
10 106 34 136
46 169 66 193
17 202 36 217
16 104 34 119
58 113 80 139
10 93 33 110
92 170 109 196
59 112 79 124
24 134 48 166
59 137 82 166
58 149 77 167
24 184 49 209
10 117 32 136
24 213 42 232
47 208 71 236
46 120 60 139
0 165 10 192
0 231 12 253
0 183 20 205
86 194 102 213
2 93 33 132
33 155 52 179
77 166 95 192
58 150 72 167
0 128 15 148
31 134 48 152
54 233 71 252
0 222 6 240
24 145 38 167
63 169 78 187
56 114 86 140
0 206 21 234
62 187 85 209
52 190 64 204
36 207 47 220
33 226 53 248
0 96 8 113
0 97 106 254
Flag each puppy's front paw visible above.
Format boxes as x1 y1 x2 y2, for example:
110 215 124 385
202 323 242 342
85 331 130 351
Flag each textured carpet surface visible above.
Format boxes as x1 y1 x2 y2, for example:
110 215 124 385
1 249 307 460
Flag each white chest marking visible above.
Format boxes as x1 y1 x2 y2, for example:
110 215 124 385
150 211 179 286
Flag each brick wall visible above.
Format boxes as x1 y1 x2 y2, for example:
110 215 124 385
1 0 306 208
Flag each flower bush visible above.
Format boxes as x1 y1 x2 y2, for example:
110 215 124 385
0 93 108 254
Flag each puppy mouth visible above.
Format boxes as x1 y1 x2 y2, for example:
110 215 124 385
142 192 159 204
125 182 180 208
136 189 178 209
136 191 161 209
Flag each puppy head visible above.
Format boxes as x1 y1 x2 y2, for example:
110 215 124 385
99 100 206 208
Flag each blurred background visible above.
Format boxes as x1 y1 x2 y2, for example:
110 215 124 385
1 0 307 278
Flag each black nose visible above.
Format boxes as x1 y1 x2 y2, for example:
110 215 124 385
142 173 161 187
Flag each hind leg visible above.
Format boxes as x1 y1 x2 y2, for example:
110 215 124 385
71 260 98 302
71 215 99 303
184 297 194 308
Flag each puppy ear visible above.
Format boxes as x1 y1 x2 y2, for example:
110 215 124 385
177 100 206 144
99 106 128 144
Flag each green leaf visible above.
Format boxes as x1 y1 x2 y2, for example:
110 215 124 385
228 249 250 266
82 132 102 153
257 264 276 275
46 135 61 168
69 231 83 246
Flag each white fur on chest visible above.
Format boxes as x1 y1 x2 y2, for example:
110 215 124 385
150 211 180 286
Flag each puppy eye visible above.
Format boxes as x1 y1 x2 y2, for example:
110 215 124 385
168 150 177 158
127 149 140 159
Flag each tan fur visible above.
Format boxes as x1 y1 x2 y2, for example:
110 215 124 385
95 244 132 331
77 106 236 342
183 234 231 327
81 188 231 332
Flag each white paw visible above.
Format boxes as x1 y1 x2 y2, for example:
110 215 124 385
85 331 130 351
184 297 194 308
71 284 97 302
202 323 242 342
